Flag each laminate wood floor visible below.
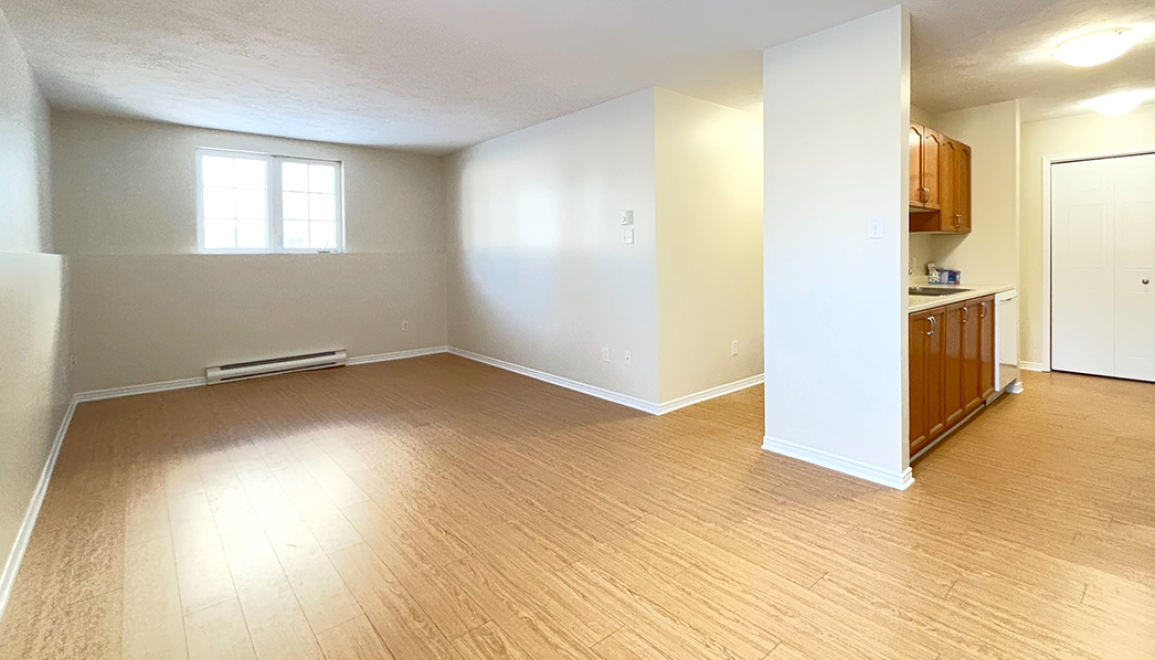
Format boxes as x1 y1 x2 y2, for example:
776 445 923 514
2 354 1154 660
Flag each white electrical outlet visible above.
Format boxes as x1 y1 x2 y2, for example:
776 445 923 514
602 347 610 363
624 351 632 366
731 340 738 356
868 216 883 239
622 228 635 245
402 320 409 332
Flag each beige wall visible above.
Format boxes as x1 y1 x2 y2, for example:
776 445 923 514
655 89 762 401
907 101 1021 293
931 100 1021 287
0 8 70 601
52 112 448 391
446 90 661 401
1020 104 1155 366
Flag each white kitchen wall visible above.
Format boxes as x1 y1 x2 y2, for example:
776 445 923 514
0 7 70 611
1019 104 1155 367
52 112 448 392
655 89 763 402
445 90 661 402
763 6 912 488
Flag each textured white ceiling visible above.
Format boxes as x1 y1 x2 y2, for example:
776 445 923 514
3 0 1154 152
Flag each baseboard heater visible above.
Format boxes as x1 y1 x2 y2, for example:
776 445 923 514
206 350 347 384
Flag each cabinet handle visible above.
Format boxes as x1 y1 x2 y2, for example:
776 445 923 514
979 301 988 318
962 306 968 323
927 316 937 336
954 214 961 228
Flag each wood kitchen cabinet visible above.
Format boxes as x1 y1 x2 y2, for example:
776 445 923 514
909 294 997 458
910 126 971 234
943 302 965 428
909 123 941 211
909 308 945 455
979 295 996 400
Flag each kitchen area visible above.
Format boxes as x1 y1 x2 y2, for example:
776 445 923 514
906 106 1023 461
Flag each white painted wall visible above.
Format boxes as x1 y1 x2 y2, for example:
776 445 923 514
1019 104 1155 367
654 89 763 401
762 7 912 488
445 91 661 402
0 7 70 609
51 112 448 392
446 88 764 406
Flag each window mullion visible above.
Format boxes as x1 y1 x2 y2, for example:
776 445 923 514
270 155 282 252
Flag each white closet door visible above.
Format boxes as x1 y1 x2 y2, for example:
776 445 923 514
1113 154 1155 381
1052 158 1116 377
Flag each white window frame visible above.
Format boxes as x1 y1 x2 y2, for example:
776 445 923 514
195 148 346 254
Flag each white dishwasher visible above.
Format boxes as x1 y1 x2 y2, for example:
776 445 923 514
994 290 1023 396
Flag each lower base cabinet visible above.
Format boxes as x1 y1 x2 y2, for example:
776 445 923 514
910 295 995 457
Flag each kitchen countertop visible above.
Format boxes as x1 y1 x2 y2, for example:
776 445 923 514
908 283 1016 313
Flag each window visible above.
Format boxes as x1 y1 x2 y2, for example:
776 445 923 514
196 149 344 253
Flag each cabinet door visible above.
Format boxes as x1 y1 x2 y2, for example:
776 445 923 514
943 302 966 428
922 130 943 210
938 139 958 229
910 124 926 207
979 296 996 400
955 143 972 233
963 301 983 414
909 312 928 453
910 308 946 455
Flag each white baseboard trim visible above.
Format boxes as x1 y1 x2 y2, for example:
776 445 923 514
448 347 763 416
448 347 662 414
72 346 452 403
0 398 76 623
656 374 764 415
762 435 914 490
73 376 207 403
346 346 448 366
1019 361 1047 373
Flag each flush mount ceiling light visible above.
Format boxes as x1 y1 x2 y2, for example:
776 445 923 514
1085 90 1151 116
1053 28 1140 66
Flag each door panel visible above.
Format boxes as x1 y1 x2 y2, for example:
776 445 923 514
925 308 945 444
923 131 942 210
979 296 996 399
909 313 927 454
956 144 972 232
1113 155 1155 381
1052 159 1115 377
943 302 965 428
910 125 925 206
963 302 983 414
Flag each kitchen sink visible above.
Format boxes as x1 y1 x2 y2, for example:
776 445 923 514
909 286 971 297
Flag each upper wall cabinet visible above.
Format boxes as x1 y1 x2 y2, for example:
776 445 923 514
909 123 941 211
910 123 971 234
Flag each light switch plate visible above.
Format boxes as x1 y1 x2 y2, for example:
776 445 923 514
623 228 635 245
620 210 634 226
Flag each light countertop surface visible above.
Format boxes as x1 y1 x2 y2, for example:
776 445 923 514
908 283 1016 314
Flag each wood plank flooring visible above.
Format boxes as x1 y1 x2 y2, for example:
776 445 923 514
2 354 1154 660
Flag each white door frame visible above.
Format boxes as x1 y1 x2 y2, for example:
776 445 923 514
1042 146 1155 372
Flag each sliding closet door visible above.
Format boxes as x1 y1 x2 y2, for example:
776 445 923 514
1052 158 1115 377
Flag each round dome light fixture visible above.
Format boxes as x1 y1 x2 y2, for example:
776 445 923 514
1085 90 1151 116
1053 28 1139 66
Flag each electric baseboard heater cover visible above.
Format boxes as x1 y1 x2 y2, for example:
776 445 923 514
206 350 347 384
